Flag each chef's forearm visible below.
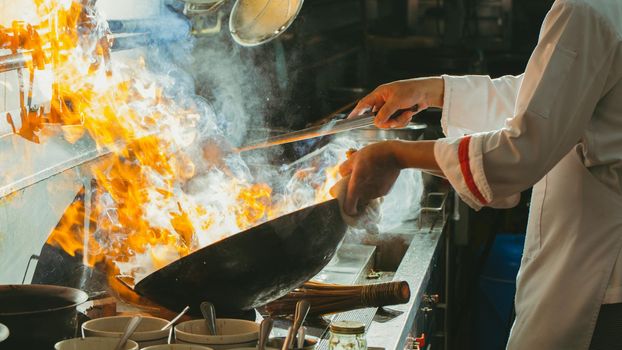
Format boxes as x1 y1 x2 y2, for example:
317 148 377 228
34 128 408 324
424 77 445 109
391 140 443 174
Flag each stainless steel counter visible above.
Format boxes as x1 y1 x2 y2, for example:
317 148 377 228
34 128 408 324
273 186 450 350
365 220 445 350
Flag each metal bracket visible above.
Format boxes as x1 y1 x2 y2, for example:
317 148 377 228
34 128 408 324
418 192 448 230
21 254 40 284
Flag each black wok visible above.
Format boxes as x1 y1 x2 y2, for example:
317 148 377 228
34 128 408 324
134 198 346 314
0 284 88 349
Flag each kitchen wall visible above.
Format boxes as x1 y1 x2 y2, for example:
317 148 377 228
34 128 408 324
0 0 164 284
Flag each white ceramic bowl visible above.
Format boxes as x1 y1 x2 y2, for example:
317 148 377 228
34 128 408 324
175 319 259 350
82 316 171 347
142 345 215 350
0 323 8 343
54 336 139 350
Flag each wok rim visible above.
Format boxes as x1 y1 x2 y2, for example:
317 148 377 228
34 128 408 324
0 284 88 316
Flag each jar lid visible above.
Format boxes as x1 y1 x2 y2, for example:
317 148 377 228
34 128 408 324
329 320 366 335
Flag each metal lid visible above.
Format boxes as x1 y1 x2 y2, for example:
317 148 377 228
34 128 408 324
329 320 366 335
229 0 304 46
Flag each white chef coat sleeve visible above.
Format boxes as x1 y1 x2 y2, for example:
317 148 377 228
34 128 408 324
441 74 524 137
434 0 618 210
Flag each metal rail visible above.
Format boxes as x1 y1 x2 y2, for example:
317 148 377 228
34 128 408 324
0 33 155 74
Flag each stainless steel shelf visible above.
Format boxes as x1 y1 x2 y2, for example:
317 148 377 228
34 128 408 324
0 128 109 199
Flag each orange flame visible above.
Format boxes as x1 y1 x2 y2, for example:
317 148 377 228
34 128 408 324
8 0 344 292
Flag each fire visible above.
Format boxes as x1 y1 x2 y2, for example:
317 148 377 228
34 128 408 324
6 0 349 290
236 183 272 229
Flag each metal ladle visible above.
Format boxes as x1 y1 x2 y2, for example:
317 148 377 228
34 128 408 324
200 301 218 336
297 327 305 349
114 316 142 350
258 317 274 350
281 300 310 350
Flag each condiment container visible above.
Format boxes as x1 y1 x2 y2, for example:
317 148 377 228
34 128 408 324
328 321 367 350
82 315 170 347
175 319 259 349
54 336 139 350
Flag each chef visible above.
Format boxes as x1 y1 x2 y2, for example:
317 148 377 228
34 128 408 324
339 0 622 348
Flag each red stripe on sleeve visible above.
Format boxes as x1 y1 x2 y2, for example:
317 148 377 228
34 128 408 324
458 136 488 205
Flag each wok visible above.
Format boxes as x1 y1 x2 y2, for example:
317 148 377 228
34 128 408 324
133 199 346 314
0 284 88 349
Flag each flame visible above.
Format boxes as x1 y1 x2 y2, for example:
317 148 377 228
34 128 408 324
6 0 349 291
236 183 272 229
46 188 104 267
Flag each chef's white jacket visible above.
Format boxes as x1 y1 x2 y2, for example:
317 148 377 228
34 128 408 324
434 0 622 306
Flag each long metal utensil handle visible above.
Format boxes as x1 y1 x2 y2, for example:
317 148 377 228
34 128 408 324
160 305 190 331
114 315 142 350
237 104 419 152
282 299 311 350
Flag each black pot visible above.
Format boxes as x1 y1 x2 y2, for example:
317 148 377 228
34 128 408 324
0 284 88 349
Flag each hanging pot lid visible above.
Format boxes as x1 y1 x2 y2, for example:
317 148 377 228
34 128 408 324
229 0 304 46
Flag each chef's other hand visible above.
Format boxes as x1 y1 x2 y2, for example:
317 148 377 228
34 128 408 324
349 77 444 129
338 141 402 216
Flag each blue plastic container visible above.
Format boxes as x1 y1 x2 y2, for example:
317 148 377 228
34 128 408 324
476 233 525 350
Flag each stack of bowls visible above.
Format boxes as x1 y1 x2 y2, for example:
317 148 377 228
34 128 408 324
54 336 139 350
82 316 171 348
175 319 259 349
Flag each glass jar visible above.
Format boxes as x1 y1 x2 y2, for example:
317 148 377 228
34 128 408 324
328 320 367 350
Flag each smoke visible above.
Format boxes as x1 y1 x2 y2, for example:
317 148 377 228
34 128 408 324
3 0 424 283
378 168 424 231
190 32 274 147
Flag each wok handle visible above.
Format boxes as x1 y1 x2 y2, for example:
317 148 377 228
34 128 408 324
360 281 411 307
265 281 411 317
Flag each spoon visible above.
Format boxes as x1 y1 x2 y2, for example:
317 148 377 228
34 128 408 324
297 327 305 349
281 300 310 350
258 317 274 350
200 301 218 335
160 305 190 331
114 315 142 350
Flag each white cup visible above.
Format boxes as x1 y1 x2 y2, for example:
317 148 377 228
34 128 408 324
54 336 139 350
175 319 259 350
82 316 171 347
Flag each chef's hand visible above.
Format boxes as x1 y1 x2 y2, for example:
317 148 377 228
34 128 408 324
349 77 444 129
338 141 402 216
